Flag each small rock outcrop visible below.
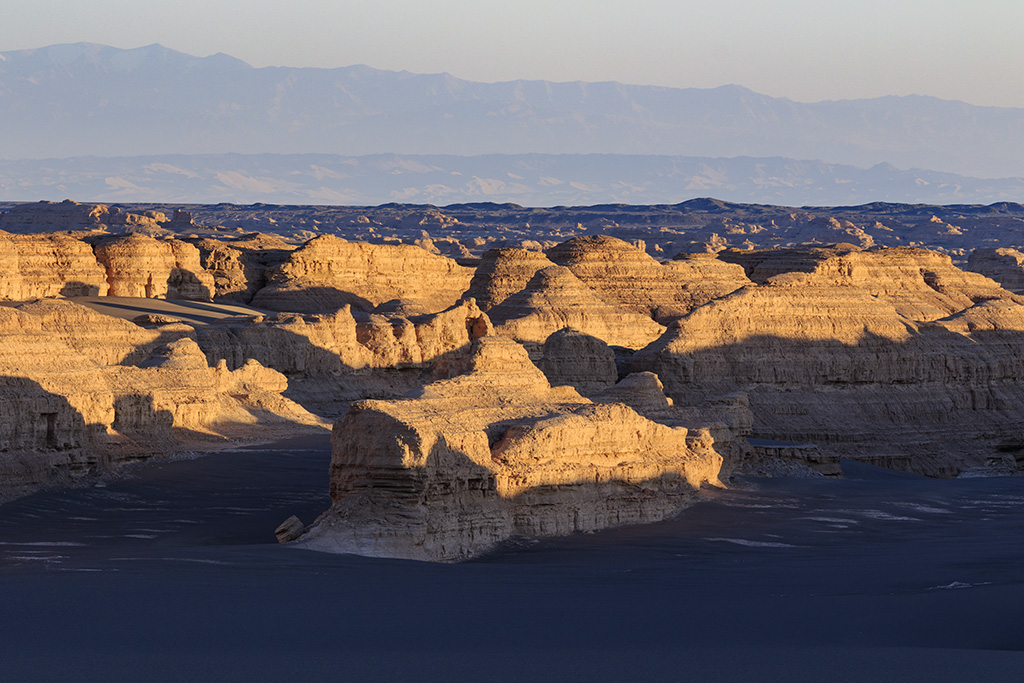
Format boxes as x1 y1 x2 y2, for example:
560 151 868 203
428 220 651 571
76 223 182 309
538 327 618 395
297 337 729 562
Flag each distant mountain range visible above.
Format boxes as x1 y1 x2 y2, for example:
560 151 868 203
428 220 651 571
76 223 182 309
1 153 1022 207
2 43 1023 182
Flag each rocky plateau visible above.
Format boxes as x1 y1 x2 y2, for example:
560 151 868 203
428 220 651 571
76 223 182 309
4 198 1024 559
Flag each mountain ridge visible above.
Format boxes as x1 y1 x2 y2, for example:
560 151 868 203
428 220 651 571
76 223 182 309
2 43 1022 179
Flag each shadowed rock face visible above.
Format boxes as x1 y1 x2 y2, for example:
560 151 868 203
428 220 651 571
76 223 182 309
188 234 296 303
538 327 618 395
967 247 1024 294
297 337 734 562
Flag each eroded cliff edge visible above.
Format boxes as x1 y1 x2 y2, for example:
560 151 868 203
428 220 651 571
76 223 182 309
296 337 742 562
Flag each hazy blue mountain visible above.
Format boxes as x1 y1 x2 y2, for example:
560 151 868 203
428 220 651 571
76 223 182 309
2 43 1023 179
1 153 1021 206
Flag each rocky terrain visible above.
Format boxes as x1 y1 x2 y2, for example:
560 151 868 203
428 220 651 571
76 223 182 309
4 198 1024 558
8 197 1024 264
298 337 738 561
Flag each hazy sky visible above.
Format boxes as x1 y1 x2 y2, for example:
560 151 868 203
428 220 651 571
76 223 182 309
3 0 1022 108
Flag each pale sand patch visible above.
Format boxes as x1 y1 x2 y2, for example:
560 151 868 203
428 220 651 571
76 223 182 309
70 296 270 325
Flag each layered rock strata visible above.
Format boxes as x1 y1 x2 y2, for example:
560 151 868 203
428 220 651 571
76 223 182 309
633 246 1024 475
91 234 215 300
547 235 750 323
718 244 1011 322
0 300 324 501
0 232 110 299
464 247 558 310
486 265 666 352
966 247 1024 294
252 235 474 314
189 233 296 303
297 337 730 562
194 299 492 414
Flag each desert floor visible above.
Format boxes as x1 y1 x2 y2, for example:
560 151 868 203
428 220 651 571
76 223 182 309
1 436 1023 682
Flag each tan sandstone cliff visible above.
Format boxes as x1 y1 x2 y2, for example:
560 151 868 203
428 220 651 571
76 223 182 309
0 232 110 299
251 235 474 314
633 245 1024 475
0 300 325 501
296 337 732 562
91 234 215 300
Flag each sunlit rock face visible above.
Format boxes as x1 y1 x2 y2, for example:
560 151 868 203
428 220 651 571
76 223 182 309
92 234 214 300
633 246 1024 476
0 233 109 299
464 247 557 310
0 300 324 502
298 337 738 562
193 299 491 415
251 235 474 314
486 265 666 352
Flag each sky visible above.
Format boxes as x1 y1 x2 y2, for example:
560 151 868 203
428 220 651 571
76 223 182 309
2 0 1023 108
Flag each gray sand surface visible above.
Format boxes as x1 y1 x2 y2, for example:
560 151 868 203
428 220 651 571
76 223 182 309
1 438 1023 681
71 296 268 325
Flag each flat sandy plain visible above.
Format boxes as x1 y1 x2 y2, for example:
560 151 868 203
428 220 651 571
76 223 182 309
1 435 1023 682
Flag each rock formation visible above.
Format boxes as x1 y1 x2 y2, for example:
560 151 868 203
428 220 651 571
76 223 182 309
188 233 296 303
966 247 1024 294
547 235 749 323
633 245 1024 475
538 327 618 395
464 247 558 310
297 337 729 561
0 232 110 299
0 299 324 501
91 234 214 300
661 252 754 322
718 244 1011 322
194 299 491 415
252 235 474 314
8 198 1024 548
486 265 666 352
0 200 169 235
